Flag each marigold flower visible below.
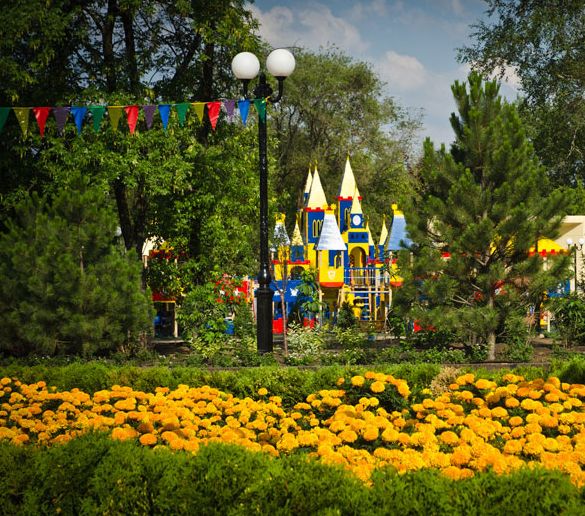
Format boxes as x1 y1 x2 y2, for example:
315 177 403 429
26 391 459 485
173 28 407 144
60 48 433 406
362 426 379 442
351 376 365 387
370 381 385 394
257 388 268 396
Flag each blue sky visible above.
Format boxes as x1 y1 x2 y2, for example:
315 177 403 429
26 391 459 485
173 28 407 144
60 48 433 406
250 0 520 147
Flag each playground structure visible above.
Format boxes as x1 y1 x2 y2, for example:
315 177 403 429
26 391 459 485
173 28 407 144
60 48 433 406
269 157 411 333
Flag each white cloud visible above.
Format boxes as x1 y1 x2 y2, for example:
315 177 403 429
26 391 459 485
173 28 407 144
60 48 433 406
249 3 368 53
349 0 388 20
377 50 427 91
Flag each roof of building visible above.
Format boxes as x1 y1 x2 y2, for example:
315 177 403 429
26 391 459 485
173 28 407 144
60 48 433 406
366 221 375 246
386 204 413 251
350 187 363 215
379 216 388 246
338 156 356 198
272 213 290 248
306 165 328 209
316 207 347 251
291 218 304 246
303 166 313 199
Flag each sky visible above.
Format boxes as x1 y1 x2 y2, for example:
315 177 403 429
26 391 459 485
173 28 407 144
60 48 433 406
249 0 520 147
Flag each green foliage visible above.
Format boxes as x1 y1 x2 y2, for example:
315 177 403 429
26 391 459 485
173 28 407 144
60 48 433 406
233 303 256 340
548 294 585 346
458 1 585 189
500 313 534 362
285 323 325 365
1 433 582 515
405 73 570 361
0 174 153 357
272 47 421 233
296 268 324 319
337 301 358 330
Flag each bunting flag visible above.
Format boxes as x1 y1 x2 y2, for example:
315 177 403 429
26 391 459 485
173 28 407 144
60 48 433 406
71 107 87 134
0 95 267 140
53 107 70 134
207 102 221 130
253 99 267 122
0 107 11 133
175 103 189 127
223 100 236 122
143 105 156 129
88 106 105 133
192 102 205 123
125 105 139 134
108 106 123 131
158 104 171 130
238 99 250 125
13 108 30 136
32 107 51 138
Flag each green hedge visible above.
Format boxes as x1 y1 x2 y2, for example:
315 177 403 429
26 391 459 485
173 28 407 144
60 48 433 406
0 433 582 515
0 358 583 409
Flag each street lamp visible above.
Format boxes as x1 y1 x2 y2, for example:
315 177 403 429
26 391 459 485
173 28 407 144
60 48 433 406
566 238 585 292
231 49 296 353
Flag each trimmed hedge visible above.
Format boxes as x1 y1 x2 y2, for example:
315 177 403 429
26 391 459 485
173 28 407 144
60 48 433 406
0 357 583 409
0 433 582 515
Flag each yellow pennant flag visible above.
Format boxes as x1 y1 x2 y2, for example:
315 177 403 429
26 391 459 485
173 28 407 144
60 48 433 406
107 106 123 131
192 102 205 123
13 107 30 136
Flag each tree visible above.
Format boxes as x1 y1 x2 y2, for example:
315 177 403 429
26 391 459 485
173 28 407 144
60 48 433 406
0 0 263 266
0 174 153 356
403 73 569 361
458 1 585 188
271 47 421 234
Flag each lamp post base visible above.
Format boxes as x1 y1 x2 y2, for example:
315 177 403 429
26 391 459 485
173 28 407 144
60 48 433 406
256 285 274 353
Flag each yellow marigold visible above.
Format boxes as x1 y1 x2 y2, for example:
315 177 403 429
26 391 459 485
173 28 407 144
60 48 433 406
475 379 492 390
139 433 157 446
370 381 385 394
257 388 268 396
503 439 523 455
0 378 11 386
351 376 365 387
505 397 520 408
362 426 379 442
439 431 459 446
338 429 358 443
491 407 508 419
336 377 345 386
509 416 524 427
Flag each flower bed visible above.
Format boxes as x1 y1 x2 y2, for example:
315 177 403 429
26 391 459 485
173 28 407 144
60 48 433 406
0 371 584 487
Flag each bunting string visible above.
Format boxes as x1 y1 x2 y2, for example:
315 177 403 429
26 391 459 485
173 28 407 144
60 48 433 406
0 100 266 138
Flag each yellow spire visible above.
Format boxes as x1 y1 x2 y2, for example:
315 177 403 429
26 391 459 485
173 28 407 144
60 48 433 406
366 220 374 245
338 155 357 198
392 203 403 216
306 164 328 209
379 215 388 246
350 187 363 215
304 165 313 196
291 218 303 246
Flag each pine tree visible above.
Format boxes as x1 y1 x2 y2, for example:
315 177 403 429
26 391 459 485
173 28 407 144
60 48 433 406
403 73 569 361
0 174 153 356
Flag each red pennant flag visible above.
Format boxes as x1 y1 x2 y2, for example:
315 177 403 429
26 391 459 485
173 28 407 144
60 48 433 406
207 102 221 131
124 105 139 134
33 107 51 138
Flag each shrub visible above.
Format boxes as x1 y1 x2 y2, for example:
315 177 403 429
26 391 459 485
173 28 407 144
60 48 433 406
285 323 324 365
548 294 585 346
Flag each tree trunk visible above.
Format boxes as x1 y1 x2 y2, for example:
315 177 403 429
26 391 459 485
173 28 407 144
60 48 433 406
120 8 140 94
103 0 118 93
487 331 496 361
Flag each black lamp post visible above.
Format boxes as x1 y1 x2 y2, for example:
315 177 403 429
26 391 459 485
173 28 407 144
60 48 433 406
566 238 585 293
231 49 296 353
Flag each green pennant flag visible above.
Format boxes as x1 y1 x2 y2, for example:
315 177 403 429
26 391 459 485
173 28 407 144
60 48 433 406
13 107 30 136
192 102 205 123
89 106 106 132
0 107 10 133
253 99 267 122
108 106 123 131
175 103 189 127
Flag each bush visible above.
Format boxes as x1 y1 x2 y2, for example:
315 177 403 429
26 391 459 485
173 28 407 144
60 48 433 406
285 323 324 365
548 294 585 346
2 434 581 515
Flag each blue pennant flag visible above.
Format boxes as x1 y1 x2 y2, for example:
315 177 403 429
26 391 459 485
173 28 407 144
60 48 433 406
237 100 250 125
70 106 87 134
158 104 171 130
